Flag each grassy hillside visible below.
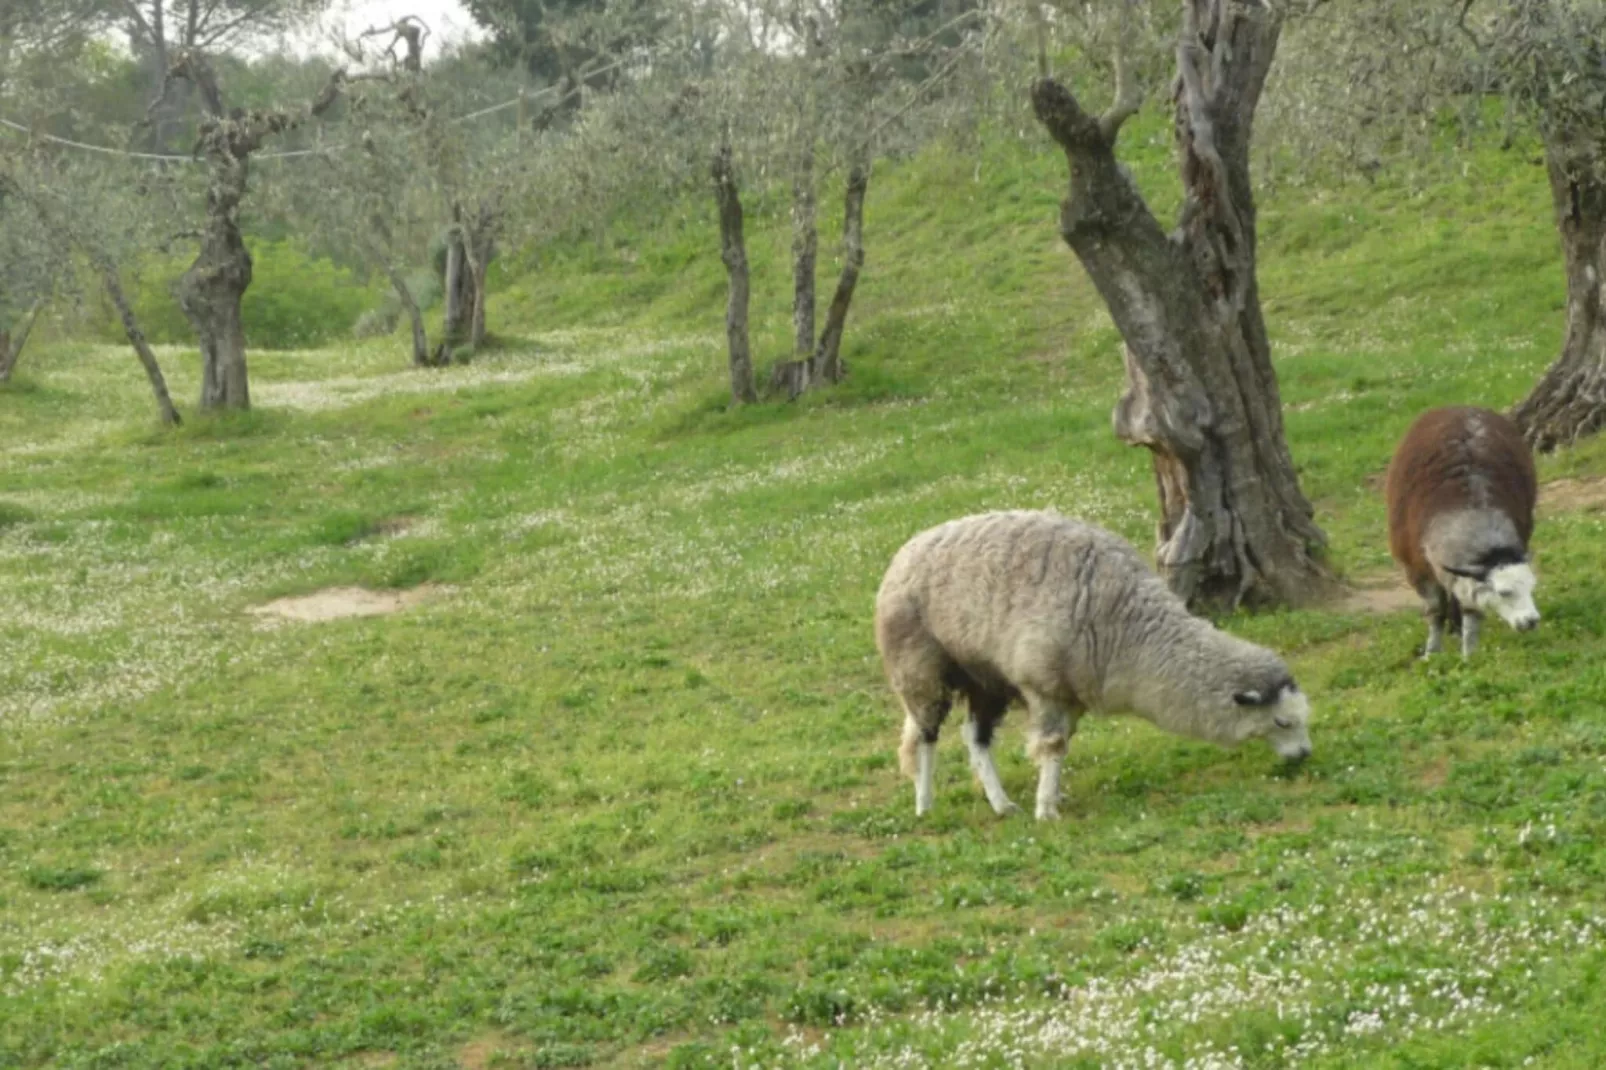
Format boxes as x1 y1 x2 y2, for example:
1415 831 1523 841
4 116 1606 1069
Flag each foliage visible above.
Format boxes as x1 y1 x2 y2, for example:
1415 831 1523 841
97 240 380 350
3 121 1606 1066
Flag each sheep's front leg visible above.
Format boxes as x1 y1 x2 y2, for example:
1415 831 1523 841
1461 610 1482 659
961 716 1018 816
1024 697 1078 821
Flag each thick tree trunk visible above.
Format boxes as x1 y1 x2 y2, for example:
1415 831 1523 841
1031 0 1330 610
771 154 819 401
812 162 869 386
792 163 817 358
178 218 252 411
443 223 471 348
444 206 494 354
0 298 42 383
1511 143 1606 451
101 265 181 426
712 143 757 405
466 239 490 349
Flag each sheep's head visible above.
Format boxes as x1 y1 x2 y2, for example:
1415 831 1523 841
1443 557 1540 633
1232 678 1312 762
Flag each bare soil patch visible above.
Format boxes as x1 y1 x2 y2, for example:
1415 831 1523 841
1333 580 1419 615
1540 475 1606 514
247 584 446 624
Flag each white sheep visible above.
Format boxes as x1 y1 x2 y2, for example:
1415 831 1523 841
874 510 1312 820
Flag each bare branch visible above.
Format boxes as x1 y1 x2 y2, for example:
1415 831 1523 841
1099 0 1145 142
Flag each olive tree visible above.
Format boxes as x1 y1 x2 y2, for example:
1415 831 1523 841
150 49 346 411
0 148 182 423
1030 0 1332 610
1269 1 1606 452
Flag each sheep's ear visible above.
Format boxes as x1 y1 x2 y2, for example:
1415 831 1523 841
1233 690 1265 707
1443 564 1487 580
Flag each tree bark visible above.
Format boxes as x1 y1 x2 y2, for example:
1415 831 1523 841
771 152 819 401
1511 142 1606 451
712 142 757 405
443 220 471 348
101 265 181 426
161 50 342 411
178 193 253 411
812 162 869 386
0 298 42 383
1031 0 1330 610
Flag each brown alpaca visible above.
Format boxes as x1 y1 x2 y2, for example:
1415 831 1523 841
1384 406 1539 657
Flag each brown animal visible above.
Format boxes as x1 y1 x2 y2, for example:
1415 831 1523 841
1384 406 1539 657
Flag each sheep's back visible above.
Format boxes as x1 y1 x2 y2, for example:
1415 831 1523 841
1385 407 1536 584
876 510 1166 680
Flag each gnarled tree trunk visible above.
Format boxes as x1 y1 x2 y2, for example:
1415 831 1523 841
771 153 818 401
811 161 868 386
1032 0 1330 610
1512 142 1606 451
178 185 253 411
160 49 342 412
712 141 756 405
443 219 472 350
101 264 181 426
442 204 495 358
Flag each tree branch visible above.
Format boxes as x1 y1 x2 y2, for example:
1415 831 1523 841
1099 0 1144 142
1031 77 1106 154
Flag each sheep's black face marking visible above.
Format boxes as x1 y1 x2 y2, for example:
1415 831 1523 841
1234 678 1295 708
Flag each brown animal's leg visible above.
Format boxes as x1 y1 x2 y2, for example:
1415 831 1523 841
960 688 1017 816
1461 610 1482 659
1420 582 1451 658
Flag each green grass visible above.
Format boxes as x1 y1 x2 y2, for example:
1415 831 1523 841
4 115 1606 1069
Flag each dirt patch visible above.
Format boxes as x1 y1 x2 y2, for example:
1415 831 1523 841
1417 757 1450 790
247 584 446 625
457 1036 513 1070
1541 475 1606 514
1332 579 1419 615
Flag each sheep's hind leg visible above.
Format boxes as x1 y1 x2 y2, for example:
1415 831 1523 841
1024 694 1079 821
897 694 951 818
1421 584 1450 658
961 702 1018 816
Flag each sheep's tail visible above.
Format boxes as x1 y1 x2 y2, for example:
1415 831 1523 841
898 716 922 779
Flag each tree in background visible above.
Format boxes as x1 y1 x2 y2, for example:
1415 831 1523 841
0 183 53 382
117 0 333 149
1031 0 1331 610
1270 0 1606 452
0 148 183 423
462 0 661 128
152 49 346 411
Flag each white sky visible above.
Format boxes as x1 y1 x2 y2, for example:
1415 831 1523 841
281 0 487 62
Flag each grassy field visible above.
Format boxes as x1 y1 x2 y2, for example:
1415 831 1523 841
5 118 1606 1069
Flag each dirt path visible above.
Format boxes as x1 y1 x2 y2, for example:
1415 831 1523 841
1332 474 1606 614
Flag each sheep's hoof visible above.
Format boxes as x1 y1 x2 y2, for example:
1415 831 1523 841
1034 807 1060 822
991 800 1020 818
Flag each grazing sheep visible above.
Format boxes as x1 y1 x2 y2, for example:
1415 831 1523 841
874 510 1312 820
1384 406 1540 658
